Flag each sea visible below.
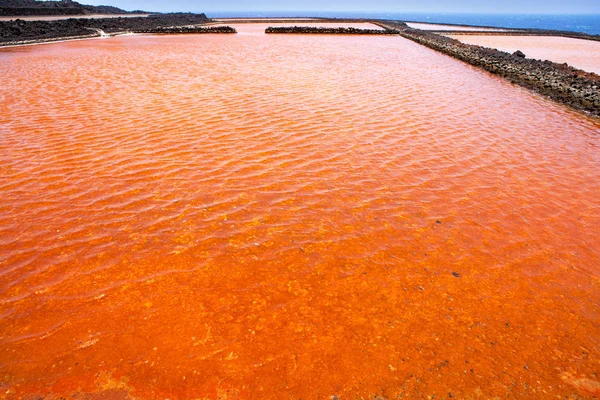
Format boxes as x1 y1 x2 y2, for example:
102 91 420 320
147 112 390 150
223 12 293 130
209 11 600 35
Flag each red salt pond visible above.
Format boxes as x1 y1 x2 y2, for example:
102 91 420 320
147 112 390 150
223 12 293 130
1 27 600 399
0 14 150 21
218 22 385 35
447 34 600 75
407 22 510 32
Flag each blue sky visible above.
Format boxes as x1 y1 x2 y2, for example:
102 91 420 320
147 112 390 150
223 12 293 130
85 0 600 14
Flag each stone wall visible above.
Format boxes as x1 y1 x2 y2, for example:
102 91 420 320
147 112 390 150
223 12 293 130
137 26 236 34
265 26 400 35
381 21 600 117
0 13 212 43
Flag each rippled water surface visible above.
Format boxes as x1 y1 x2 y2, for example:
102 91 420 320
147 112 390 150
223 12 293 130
1 25 600 399
447 34 600 75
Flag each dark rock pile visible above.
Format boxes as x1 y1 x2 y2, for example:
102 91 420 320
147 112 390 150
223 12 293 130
381 21 600 117
0 7 82 16
397 19 600 42
0 0 131 16
137 26 236 34
440 30 600 43
0 13 213 43
265 26 400 35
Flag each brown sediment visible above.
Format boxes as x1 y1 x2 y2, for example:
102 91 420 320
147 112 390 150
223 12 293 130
379 20 600 118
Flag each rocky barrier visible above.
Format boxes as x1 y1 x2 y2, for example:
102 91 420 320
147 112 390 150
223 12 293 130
0 13 212 43
137 26 236 34
401 20 600 42
213 18 325 23
0 0 131 17
437 30 600 43
380 21 600 117
265 26 400 35
0 7 83 16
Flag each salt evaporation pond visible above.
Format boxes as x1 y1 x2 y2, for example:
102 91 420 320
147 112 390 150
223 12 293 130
406 22 511 31
1 23 600 399
447 34 600 75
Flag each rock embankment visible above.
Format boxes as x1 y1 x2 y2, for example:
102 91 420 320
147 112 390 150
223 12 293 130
0 0 131 16
137 26 236 34
441 30 600 43
381 21 600 117
265 26 400 35
0 13 213 43
0 7 82 16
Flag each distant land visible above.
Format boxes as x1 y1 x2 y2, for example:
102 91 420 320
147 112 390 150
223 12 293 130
0 0 144 16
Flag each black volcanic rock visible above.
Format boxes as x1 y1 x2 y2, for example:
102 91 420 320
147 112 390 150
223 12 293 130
0 0 132 16
380 20 600 117
513 50 526 58
0 13 213 42
137 25 236 34
265 26 399 35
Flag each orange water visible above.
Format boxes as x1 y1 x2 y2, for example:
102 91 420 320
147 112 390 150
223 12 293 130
217 22 385 35
446 34 600 75
407 22 510 32
1 29 600 399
